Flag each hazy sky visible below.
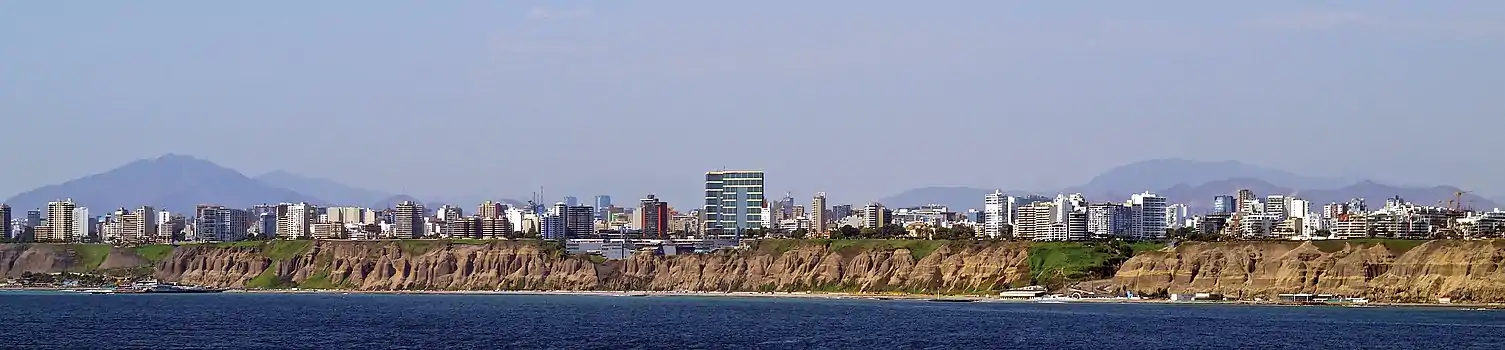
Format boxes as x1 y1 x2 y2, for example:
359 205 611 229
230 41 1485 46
3 1 1503 207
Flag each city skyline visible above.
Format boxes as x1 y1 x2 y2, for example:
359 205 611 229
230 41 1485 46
4 1 1505 207
3 153 1501 219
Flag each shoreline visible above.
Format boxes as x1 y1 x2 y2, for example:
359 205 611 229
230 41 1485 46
9 287 1501 309
230 289 1505 308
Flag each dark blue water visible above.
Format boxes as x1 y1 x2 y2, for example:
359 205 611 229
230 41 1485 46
2 292 1503 349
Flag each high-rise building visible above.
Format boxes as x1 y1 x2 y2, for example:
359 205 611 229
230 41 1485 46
46 200 77 243
862 203 889 228
831 205 853 221
279 203 316 239
1265 195 1289 220
438 205 464 237
563 196 579 207
1014 202 1055 240
1129 192 1169 240
639 195 670 239
1212 195 1236 215
1087 203 1132 239
73 206 91 243
478 217 512 239
541 215 565 240
257 212 277 240
327 206 374 224
394 201 425 239
593 196 611 220
1165 204 1189 229
703 170 766 235
478 201 505 219
157 214 184 242
0 204 10 239
768 199 787 223
983 190 1015 238
810 193 827 236
565 205 594 238
1289 199 1311 223
132 206 157 242
25 210 41 227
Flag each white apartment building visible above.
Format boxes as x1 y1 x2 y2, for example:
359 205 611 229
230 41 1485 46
983 190 1015 239
1129 192 1168 240
1164 204 1189 229
279 202 315 239
1087 203 1131 238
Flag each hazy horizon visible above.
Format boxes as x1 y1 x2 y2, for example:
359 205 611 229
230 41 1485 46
4 1 1503 207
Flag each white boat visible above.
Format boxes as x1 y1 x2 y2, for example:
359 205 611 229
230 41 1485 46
81 289 116 294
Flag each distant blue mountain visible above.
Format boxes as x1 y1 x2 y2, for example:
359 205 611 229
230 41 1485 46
877 187 1040 211
254 170 392 208
1061 158 1354 200
3 154 323 213
372 195 424 210
880 159 1493 212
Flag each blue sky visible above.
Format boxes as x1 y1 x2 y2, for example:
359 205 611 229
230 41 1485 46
2 1 1503 207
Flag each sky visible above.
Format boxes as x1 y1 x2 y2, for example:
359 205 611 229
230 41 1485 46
3 1 1504 208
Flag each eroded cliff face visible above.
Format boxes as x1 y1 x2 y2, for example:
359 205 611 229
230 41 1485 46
1113 240 1505 302
155 240 1034 293
0 244 74 277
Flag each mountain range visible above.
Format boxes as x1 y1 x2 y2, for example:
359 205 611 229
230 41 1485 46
3 155 1498 215
877 159 1498 213
3 154 324 213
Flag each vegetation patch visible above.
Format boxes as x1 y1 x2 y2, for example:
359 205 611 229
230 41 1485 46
214 241 266 249
263 240 313 261
132 245 176 263
396 240 447 255
1026 241 1137 288
298 269 341 290
752 239 822 256
63 244 113 272
245 263 292 289
821 239 959 261
1128 241 1169 255
587 255 607 264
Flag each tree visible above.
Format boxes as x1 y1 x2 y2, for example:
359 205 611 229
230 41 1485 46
834 225 860 239
951 225 976 240
789 228 808 239
878 224 908 238
858 227 879 238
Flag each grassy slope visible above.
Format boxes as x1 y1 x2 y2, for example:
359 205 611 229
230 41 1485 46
62 244 114 272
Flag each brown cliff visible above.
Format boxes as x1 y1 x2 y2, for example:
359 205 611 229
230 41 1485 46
1112 240 1505 302
154 240 1035 293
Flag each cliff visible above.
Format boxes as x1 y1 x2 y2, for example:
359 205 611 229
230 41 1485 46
1112 239 1505 302
151 240 1037 293
16 238 1505 302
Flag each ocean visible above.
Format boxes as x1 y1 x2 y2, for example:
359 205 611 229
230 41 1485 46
1 292 1502 349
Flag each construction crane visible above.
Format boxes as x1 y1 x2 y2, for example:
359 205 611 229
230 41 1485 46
1453 191 1470 212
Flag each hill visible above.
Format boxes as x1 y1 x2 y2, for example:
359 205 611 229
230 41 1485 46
876 187 1039 210
1062 158 1352 199
3 154 323 212
254 171 392 207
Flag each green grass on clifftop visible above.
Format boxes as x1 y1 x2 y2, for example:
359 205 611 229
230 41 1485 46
1027 241 1143 284
132 245 176 263
209 240 314 261
63 244 113 272
245 263 292 289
